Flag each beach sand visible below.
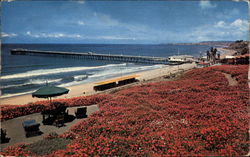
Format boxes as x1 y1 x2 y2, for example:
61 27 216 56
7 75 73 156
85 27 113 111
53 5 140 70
0 62 196 106
217 47 237 59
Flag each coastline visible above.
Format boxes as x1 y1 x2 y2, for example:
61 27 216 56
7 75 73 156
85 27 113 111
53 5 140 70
0 62 196 106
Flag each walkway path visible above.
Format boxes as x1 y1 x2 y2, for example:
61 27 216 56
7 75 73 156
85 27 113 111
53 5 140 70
0 105 99 150
222 73 238 86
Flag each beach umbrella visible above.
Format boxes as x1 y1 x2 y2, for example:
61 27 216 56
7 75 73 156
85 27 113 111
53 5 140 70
33 86 69 123
32 86 69 100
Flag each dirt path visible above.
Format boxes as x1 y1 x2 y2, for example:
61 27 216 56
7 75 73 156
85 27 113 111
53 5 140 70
222 73 238 86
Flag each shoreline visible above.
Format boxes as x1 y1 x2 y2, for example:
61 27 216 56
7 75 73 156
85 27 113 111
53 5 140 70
0 62 196 106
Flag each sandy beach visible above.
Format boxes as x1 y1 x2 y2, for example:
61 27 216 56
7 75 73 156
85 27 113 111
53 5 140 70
217 47 237 59
0 62 196 106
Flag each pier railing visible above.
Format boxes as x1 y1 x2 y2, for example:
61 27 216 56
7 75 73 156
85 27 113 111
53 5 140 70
11 49 168 64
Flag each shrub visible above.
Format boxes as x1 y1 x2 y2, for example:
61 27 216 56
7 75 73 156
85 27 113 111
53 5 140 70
25 138 71 155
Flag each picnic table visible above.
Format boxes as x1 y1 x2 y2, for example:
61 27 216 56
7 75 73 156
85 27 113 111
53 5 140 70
41 103 68 126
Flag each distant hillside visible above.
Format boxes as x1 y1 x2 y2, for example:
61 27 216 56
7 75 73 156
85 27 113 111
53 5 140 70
198 41 233 46
225 40 249 55
172 41 233 47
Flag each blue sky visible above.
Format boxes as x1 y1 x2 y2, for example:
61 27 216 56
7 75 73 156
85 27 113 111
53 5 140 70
1 0 249 44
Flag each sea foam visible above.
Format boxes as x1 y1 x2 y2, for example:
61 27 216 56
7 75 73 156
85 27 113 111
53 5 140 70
1 63 125 80
0 78 62 89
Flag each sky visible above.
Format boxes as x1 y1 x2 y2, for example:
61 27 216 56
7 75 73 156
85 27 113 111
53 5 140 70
1 0 249 44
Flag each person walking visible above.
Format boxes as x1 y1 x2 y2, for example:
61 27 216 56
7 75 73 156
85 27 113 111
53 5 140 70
210 47 214 62
206 50 210 61
217 52 220 60
213 48 217 63
210 47 214 54
214 48 217 57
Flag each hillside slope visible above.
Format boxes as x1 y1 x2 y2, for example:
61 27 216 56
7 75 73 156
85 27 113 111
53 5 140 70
226 40 249 55
1 65 249 156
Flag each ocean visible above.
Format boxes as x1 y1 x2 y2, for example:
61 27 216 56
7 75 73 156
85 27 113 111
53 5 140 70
1 44 210 98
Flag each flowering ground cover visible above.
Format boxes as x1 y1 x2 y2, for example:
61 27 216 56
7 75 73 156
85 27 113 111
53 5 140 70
1 65 249 156
0 94 110 121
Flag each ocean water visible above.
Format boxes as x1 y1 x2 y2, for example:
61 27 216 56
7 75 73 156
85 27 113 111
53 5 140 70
1 44 210 98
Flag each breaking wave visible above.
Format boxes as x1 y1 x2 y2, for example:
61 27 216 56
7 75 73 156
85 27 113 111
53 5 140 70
1 63 126 80
74 75 88 81
0 78 62 89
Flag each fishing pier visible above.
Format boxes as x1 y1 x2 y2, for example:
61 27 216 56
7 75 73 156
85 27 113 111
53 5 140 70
11 49 168 64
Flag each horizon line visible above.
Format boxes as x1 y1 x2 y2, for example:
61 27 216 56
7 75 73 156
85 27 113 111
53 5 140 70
1 40 237 45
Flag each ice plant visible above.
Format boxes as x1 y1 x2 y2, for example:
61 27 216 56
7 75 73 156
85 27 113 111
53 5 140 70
1 65 249 156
